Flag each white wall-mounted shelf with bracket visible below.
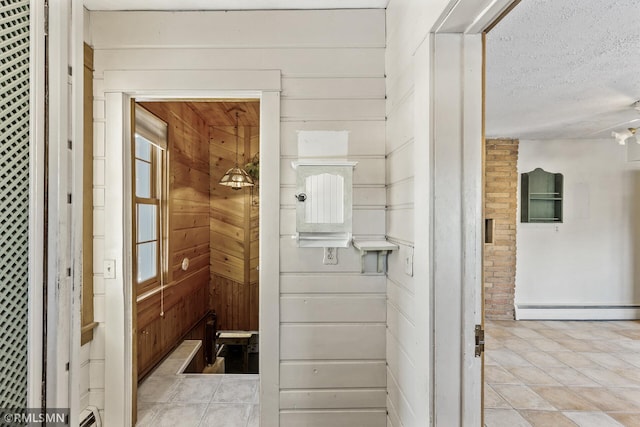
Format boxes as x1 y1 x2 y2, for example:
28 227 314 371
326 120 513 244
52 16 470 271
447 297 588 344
291 160 357 248
353 239 398 274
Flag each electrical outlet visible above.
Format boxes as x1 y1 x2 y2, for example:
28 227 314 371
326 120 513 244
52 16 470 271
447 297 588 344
323 247 338 265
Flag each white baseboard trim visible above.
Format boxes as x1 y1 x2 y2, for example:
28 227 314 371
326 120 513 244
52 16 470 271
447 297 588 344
515 304 640 320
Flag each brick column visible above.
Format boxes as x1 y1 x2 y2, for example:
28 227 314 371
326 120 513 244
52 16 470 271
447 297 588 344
484 139 518 320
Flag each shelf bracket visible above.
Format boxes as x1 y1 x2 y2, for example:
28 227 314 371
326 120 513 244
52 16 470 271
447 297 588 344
352 240 398 274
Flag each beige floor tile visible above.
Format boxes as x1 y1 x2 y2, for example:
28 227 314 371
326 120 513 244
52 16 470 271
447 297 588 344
608 412 640 427
519 321 547 330
485 384 511 409
617 329 640 340
530 338 568 352
554 338 594 352
545 367 600 387
610 387 640 405
565 329 603 340
583 352 635 370
530 386 594 411
548 351 601 369
577 387 640 411
519 410 578 427
563 411 625 427
485 365 521 384
488 327 515 339
614 340 640 351
536 329 571 340
489 349 533 367
492 385 555 410
591 339 627 353
581 367 640 387
618 353 640 368
484 409 532 427
507 366 560 386
503 338 535 352
485 320 640 425
510 328 546 340
520 351 567 368
614 367 640 384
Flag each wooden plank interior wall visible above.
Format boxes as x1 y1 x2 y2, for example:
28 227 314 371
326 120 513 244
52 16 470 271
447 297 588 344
136 102 210 379
210 121 259 331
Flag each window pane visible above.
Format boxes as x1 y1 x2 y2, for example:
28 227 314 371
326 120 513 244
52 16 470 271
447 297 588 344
137 204 157 242
136 159 151 198
137 242 157 283
135 135 152 161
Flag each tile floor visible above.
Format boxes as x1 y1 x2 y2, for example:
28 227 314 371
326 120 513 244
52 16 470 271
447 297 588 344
136 341 259 427
485 319 640 427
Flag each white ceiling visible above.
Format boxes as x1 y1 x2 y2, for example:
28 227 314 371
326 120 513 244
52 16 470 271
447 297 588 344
83 0 388 11
485 0 640 140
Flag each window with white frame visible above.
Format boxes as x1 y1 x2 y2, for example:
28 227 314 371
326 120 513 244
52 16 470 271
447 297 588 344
133 105 168 297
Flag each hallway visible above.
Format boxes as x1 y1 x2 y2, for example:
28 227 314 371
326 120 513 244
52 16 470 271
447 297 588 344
484 319 640 426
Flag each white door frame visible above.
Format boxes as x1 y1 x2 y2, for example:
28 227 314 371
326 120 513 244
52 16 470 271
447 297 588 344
430 1 514 425
27 0 46 409
101 70 281 427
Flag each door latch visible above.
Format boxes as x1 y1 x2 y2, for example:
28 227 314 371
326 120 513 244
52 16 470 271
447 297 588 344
475 324 485 357
295 193 307 202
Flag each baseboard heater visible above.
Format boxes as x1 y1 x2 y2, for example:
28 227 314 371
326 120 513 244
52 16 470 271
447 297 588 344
516 304 640 320
80 406 101 427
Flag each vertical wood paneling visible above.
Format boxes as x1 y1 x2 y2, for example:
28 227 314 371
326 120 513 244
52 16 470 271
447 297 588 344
210 114 259 331
135 101 210 379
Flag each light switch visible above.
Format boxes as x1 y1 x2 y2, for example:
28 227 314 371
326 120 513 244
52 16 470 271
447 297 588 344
404 247 414 277
104 259 116 279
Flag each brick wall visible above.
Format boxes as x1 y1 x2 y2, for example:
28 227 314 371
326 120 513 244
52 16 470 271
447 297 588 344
484 139 518 320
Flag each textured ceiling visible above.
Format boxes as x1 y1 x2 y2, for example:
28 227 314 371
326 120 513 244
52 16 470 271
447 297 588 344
485 0 640 140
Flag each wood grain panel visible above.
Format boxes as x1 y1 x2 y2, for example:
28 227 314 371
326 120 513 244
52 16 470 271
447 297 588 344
211 273 253 331
135 101 210 380
210 109 259 331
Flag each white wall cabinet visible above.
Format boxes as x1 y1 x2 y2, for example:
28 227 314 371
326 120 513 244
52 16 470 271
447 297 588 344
292 161 357 247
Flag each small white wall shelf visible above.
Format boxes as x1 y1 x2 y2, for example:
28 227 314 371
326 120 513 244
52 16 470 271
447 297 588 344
353 240 398 274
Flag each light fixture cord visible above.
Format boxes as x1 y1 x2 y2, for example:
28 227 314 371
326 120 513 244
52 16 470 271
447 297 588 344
235 111 239 167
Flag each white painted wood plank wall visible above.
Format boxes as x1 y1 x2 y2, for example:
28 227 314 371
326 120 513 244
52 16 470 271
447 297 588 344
87 9 386 425
385 1 451 426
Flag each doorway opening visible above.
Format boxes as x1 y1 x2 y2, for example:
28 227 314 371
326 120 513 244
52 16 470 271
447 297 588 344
481 5 640 426
131 99 261 425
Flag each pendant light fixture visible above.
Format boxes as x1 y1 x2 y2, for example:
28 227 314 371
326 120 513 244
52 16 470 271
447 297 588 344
219 110 255 190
